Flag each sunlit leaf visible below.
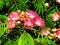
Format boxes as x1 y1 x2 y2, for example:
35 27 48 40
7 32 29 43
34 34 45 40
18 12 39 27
18 32 34 45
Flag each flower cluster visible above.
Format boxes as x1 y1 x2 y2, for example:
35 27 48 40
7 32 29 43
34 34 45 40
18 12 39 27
56 0 60 3
52 28 60 38
24 10 45 29
7 10 45 29
41 28 50 35
7 11 21 29
51 12 60 22
40 28 60 38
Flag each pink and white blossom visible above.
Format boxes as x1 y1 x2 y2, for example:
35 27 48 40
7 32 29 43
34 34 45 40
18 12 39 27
9 11 21 20
26 10 39 19
54 31 60 38
51 12 60 21
52 28 60 32
41 28 50 35
24 18 35 27
34 17 45 28
7 19 17 29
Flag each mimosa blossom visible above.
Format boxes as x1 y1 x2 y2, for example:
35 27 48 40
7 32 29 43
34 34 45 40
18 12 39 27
52 28 60 32
8 10 45 29
34 17 45 28
41 28 50 35
51 12 60 21
7 19 17 29
9 11 21 20
26 10 39 19
54 31 60 38
24 18 35 27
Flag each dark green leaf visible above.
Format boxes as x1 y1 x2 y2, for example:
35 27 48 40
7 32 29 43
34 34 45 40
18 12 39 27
0 23 7 37
4 39 13 45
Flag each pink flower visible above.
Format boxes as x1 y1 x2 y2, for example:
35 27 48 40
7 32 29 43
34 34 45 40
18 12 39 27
52 28 60 32
41 28 50 35
34 17 45 28
24 18 35 27
26 10 39 19
54 31 60 38
51 12 60 21
56 0 60 3
7 19 17 29
9 11 21 20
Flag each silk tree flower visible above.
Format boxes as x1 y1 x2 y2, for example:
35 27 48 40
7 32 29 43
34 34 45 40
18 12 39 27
23 18 35 28
34 17 45 28
54 31 60 38
19 12 27 21
25 10 45 28
51 12 60 21
26 10 39 19
9 11 21 21
56 0 60 3
52 28 60 32
7 19 17 29
41 28 50 35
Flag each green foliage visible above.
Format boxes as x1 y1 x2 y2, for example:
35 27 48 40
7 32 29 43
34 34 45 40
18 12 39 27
4 0 13 7
0 23 7 37
0 0 29 13
45 8 57 28
16 0 29 11
0 0 5 10
18 32 34 45
34 35 57 45
13 39 18 45
0 15 8 23
7 4 16 13
0 0 60 45
33 0 46 15
0 39 2 45
4 39 13 45
45 17 56 28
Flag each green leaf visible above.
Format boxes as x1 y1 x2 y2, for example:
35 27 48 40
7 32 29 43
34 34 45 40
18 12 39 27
18 32 34 45
0 15 8 23
4 39 13 45
47 40 57 45
0 23 7 37
45 9 56 28
4 0 13 7
16 0 29 11
33 0 46 14
0 39 2 45
0 0 5 10
8 4 16 13
13 39 18 45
